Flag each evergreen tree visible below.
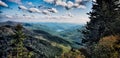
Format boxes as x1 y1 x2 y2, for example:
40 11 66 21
8 24 33 58
82 0 120 44
81 0 120 58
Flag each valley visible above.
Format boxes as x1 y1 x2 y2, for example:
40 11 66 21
0 21 84 58
23 22 85 48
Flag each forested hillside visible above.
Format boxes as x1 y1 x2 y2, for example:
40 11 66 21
0 21 71 58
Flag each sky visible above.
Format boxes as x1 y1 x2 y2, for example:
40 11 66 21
0 0 92 24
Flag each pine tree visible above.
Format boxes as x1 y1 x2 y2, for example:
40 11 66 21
82 0 120 44
81 0 120 58
8 24 33 58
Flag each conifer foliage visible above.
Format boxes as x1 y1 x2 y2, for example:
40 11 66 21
82 0 120 44
8 24 33 58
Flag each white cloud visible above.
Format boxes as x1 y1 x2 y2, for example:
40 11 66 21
74 3 80 8
75 0 82 3
18 5 28 10
56 0 67 7
44 0 54 3
2 14 90 24
44 0 67 7
60 15 70 19
78 5 86 9
74 4 87 9
9 0 21 4
66 1 74 9
27 2 34 6
43 0 87 10
28 8 41 13
74 2 87 9
42 10 50 15
0 0 8 7
5 15 13 18
65 1 87 9
23 15 33 19
48 8 58 13
92 0 96 2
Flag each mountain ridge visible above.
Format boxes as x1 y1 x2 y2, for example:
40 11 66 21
0 21 72 58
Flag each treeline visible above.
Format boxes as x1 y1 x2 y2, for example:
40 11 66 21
81 0 120 58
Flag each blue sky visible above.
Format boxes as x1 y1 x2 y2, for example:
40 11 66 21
0 0 92 24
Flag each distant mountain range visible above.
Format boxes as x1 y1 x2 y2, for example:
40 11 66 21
23 22 85 48
0 21 84 58
0 21 72 58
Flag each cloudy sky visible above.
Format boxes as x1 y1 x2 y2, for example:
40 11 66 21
0 0 92 24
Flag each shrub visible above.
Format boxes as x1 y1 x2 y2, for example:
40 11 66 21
92 35 120 58
60 49 85 58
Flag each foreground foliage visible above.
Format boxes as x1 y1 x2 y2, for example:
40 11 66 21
81 0 120 58
82 0 120 44
92 35 120 58
60 49 85 58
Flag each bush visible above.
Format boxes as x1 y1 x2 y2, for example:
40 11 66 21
91 35 120 58
60 49 85 58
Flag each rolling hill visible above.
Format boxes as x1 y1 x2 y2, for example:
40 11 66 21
0 21 72 58
23 22 85 48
